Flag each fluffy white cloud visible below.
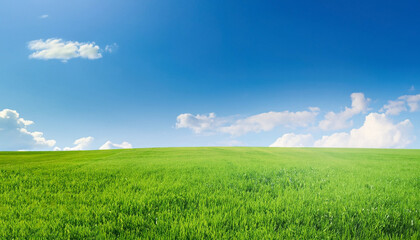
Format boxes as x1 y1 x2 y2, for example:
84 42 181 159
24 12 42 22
28 38 102 61
269 133 314 147
176 108 319 136
0 109 55 150
319 93 370 130
176 113 219 134
99 141 132 150
54 136 94 151
314 113 413 148
219 109 319 136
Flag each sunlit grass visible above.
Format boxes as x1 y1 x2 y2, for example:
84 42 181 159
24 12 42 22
0 147 419 239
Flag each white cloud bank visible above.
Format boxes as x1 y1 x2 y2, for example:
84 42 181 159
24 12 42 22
319 93 370 130
99 141 132 150
176 108 319 136
315 113 413 148
54 138 133 151
0 109 56 150
54 136 94 151
270 133 314 147
0 109 132 151
271 113 413 148
28 38 103 61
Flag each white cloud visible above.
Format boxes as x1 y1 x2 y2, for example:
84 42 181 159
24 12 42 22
399 94 420 112
319 93 370 130
78 43 102 59
219 109 319 136
99 141 132 150
40 15 48 19
105 43 118 53
176 113 220 134
381 100 407 115
0 109 55 150
269 133 314 147
380 94 420 115
55 136 94 151
28 38 102 61
176 108 319 136
314 113 413 148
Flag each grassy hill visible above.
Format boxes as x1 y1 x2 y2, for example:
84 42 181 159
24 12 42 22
1 147 419 239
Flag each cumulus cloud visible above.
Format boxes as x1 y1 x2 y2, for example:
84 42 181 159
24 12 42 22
99 141 132 150
28 38 102 61
269 133 314 147
319 93 370 130
54 136 94 151
314 113 413 148
0 109 55 150
176 108 319 136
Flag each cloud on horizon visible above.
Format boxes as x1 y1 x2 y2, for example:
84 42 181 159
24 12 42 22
271 113 414 148
176 92 417 148
270 133 314 147
54 137 133 151
99 141 132 150
54 136 94 151
0 109 56 151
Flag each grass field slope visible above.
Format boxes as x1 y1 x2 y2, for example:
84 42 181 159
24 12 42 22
0 147 419 239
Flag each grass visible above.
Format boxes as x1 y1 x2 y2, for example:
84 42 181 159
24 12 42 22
0 147 419 239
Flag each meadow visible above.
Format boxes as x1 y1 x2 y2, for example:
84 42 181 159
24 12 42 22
0 147 419 239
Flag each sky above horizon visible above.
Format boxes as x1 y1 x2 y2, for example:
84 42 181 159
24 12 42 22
1 0 420 150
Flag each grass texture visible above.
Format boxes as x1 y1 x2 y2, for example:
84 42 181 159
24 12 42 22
0 147 419 239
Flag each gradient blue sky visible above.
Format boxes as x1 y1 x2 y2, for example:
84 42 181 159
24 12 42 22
1 0 420 150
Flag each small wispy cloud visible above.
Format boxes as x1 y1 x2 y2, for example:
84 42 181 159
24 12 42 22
381 94 420 115
40 14 49 19
105 43 118 53
410 85 415 91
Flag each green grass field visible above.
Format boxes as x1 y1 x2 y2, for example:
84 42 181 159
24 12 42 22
0 147 419 239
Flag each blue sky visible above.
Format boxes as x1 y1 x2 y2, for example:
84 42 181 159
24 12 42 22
1 0 420 150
